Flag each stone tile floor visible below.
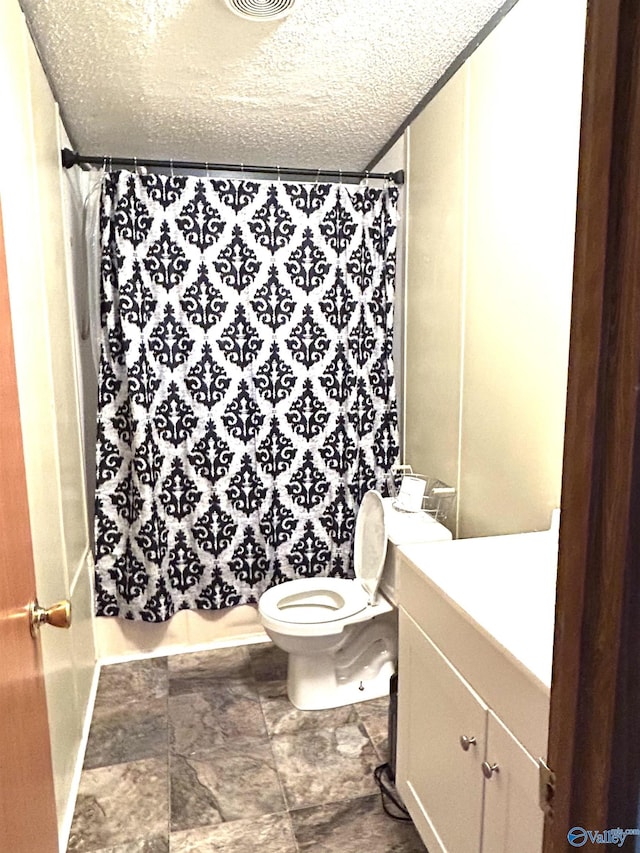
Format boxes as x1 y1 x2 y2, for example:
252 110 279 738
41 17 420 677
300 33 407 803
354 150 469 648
67 642 426 852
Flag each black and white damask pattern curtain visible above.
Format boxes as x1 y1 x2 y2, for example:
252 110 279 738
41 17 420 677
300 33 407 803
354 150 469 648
95 171 399 621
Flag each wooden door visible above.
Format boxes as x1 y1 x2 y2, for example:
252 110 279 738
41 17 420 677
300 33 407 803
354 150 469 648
544 0 640 844
0 200 58 851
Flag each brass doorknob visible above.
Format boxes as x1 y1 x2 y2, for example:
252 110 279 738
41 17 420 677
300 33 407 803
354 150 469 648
29 598 72 637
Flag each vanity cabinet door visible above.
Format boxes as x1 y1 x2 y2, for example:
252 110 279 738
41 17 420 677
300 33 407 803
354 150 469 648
397 608 487 853
481 711 544 853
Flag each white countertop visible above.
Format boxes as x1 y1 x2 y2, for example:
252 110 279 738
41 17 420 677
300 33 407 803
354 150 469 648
399 524 559 688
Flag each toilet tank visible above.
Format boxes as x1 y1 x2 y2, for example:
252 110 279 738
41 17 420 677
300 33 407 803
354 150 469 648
379 498 452 604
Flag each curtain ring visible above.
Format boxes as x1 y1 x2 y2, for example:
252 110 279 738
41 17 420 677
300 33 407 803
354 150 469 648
170 158 174 177
205 161 210 178
315 168 320 184
277 164 281 182
133 156 138 174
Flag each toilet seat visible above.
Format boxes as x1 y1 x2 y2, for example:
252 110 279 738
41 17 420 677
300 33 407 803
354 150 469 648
258 491 389 637
259 577 369 625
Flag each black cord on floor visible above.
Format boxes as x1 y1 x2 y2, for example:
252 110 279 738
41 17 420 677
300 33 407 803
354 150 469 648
374 763 413 821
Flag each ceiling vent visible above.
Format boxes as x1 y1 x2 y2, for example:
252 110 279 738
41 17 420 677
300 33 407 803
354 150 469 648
223 0 296 21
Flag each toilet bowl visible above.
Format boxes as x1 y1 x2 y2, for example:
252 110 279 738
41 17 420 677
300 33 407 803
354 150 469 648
258 490 452 710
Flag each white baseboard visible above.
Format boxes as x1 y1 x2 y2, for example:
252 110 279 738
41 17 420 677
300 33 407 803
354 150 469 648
58 660 101 853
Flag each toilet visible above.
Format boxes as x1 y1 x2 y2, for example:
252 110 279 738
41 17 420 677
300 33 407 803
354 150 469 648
258 490 452 710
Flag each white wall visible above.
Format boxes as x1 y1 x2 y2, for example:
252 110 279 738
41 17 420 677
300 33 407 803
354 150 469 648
405 67 467 501
0 2 96 848
405 0 587 537
60 159 100 532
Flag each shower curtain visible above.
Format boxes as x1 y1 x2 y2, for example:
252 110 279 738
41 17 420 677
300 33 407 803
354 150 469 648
94 171 399 621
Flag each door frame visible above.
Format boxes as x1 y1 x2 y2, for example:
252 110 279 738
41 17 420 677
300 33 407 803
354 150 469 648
545 0 640 845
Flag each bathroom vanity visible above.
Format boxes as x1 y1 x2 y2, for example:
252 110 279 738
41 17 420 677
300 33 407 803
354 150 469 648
395 525 558 853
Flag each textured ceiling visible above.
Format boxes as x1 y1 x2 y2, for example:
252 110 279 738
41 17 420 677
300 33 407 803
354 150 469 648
20 0 508 171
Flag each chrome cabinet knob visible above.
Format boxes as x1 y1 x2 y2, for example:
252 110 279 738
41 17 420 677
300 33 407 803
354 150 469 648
459 735 476 751
29 598 72 637
482 761 500 779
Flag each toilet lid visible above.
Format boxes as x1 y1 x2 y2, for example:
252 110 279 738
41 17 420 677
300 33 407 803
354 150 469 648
354 490 388 601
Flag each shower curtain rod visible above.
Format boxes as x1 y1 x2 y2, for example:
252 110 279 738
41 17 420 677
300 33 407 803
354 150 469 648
60 148 405 185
